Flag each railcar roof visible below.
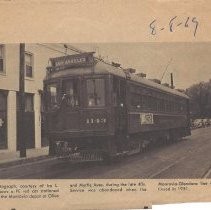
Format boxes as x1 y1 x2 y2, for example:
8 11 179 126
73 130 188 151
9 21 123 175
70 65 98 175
94 60 189 99
45 59 189 99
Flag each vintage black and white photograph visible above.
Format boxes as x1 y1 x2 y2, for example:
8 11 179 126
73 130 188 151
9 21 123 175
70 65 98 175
0 43 210 179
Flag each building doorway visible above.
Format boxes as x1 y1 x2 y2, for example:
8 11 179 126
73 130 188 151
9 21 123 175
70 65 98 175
0 90 7 149
17 93 35 150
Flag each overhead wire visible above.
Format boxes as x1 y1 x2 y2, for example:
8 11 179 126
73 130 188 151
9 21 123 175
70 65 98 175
36 43 126 70
160 58 173 82
36 43 71 55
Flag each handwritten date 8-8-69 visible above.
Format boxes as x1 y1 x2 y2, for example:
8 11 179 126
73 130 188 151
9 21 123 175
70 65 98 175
149 16 199 37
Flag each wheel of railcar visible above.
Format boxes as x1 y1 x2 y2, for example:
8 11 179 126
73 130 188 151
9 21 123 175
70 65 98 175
102 139 117 164
155 135 163 147
164 131 171 145
169 129 178 143
48 139 56 156
140 139 151 152
102 153 110 162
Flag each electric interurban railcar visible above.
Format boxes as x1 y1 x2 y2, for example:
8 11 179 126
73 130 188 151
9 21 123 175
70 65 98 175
44 52 191 161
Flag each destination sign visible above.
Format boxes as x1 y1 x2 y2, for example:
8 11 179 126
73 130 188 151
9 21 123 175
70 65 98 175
48 52 95 72
140 113 154 125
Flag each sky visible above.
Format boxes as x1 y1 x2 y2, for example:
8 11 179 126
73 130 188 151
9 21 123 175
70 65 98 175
70 42 211 89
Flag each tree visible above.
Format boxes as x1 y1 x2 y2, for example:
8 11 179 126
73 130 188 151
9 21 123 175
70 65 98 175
186 80 211 118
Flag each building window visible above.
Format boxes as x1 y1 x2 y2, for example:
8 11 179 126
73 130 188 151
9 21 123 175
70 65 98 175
16 93 34 112
25 52 33 78
25 94 34 112
0 45 5 73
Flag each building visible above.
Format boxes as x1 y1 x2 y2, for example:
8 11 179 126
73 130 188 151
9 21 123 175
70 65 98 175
0 43 72 151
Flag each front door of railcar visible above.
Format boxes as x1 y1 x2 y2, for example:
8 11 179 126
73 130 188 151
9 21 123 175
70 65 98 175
113 77 127 134
60 78 80 131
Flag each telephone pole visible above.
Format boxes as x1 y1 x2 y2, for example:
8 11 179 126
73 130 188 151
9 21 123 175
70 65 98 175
170 73 174 89
19 43 26 157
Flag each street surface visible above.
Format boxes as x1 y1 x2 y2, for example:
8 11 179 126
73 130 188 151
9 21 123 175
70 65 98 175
0 127 211 179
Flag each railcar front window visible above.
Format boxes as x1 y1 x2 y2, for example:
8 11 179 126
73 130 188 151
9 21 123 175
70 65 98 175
47 84 58 110
87 79 105 107
62 79 79 107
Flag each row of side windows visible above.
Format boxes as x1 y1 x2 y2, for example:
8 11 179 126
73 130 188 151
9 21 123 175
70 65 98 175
130 87 187 114
0 44 34 78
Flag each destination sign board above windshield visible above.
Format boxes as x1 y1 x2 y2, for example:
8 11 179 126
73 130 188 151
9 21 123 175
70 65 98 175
47 52 95 72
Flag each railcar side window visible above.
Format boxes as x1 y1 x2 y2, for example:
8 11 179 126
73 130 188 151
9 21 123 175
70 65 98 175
142 95 148 110
87 79 105 107
148 96 154 110
112 77 118 106
131 93 141 109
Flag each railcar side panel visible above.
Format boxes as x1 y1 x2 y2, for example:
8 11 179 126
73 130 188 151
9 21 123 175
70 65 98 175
128 113 188 133
126 80 190 135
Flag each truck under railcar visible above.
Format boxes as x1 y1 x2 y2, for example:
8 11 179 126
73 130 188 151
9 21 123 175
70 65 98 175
44 52 191 161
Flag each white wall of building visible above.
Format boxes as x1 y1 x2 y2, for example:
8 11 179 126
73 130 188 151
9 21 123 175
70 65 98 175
7 91 17 151
0 44 19 91
0 43 68 151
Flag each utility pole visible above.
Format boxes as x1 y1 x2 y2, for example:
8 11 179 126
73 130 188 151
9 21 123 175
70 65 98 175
199 82 203 118
170 73 174 89
19 43 26 157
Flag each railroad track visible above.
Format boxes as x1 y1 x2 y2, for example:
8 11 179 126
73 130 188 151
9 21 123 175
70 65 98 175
202 166 211 178
148 156 186 178
148 138 211 179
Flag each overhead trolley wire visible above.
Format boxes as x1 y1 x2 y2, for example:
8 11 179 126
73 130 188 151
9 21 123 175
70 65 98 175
36 43 129 72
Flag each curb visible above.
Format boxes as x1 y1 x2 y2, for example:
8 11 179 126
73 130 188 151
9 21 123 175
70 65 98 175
0 155 50 169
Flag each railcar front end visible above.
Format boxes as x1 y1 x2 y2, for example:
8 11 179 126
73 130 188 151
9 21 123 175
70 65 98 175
45 75 117 160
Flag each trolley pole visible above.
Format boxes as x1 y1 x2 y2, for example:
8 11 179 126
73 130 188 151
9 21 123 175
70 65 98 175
19 43 26 158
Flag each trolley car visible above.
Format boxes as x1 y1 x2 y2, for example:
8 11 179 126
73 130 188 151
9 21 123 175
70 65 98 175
44 52 191 161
